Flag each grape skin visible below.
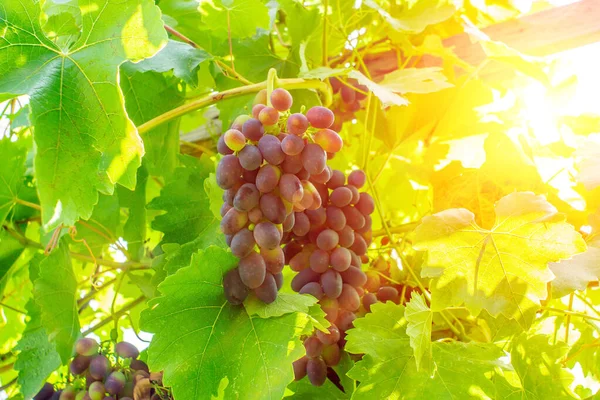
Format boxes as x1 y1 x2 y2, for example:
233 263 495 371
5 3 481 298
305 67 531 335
271 88 293 111
258 134 285 165
306 106 334 129
238 144 263 171
239 252 267 289
216 155 242 189
306 357 327 386
287 113 309 135
242 118 264 141
301 143 327 175
281 134 305 156
254 273 278 303
230 228 255 258
253 221 281 250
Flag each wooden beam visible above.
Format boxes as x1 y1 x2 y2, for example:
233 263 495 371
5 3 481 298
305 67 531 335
365 0 600 78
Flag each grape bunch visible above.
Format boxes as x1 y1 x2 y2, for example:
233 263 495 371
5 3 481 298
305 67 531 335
33 338 171 400
217 87 345 305
328 78 368 132
284 168 375 386
362 255 413 312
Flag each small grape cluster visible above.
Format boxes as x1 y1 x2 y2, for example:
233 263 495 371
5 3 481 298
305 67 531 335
328 78 368 132
33 338 170 400
285 168 374 386
362 256 413 312
217 87 345 305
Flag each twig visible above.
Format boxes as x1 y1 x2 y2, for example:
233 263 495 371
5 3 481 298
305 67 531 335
82 296 146 336
0 377 17 392
0 302 26 315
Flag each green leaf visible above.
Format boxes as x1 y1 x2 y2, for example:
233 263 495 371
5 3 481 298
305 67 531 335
34 240 80 362
41 0 81 49
71 193 120 254
205 173 224 220
0 230 26 296
148 155 215 244
576 141 600 191
0 0 167 228
14 299 61 400
201 0 270 40
549 243 600 298
244 293 319 319
117 166 148 261
345 302 508 399
141 246 312 400
413 192 586 326
298 67 351 80
349 70 409 108
507 334 579 399
405 293 433 373
365 0 455 34
378 67 453 94
0 139 28 226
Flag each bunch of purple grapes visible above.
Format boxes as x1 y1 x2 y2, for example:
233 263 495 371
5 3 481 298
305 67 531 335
328 78 368 132
218 87 345 305
33 338 170 400
285 168 374 386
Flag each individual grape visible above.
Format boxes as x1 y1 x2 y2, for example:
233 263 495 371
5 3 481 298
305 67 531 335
75 338 99 356
305 208 327 227
330 187 352 207
258 135 285 165
326 206 346 231
309 249 329 273
248 207 263 224
377 286 399 303
242 118 264 141
299 282 324 299
34 383 54 400
330 247 351 271
231 114 252 131
274 272 284 289
253 221 280 249
223 129 246 151
220 203 232 217
238 144 263 171
292 212 310 237
304 336 323 358
253 89 268 106
336 309 356 331
287 113 309 135
256 164 281 193
281 153 303 174
59 387 76 400
348 170 366 188
231 228 255 258
89 354 110 379
75 392 88 400
310 166 331 184
223 185 237 206
356 192 375 215
283 211 295 232
291 268 320 292
316 229 339 251
338 284 360 311
340 266 367 287
301 143 327 175
130 359 149 373
239 252 267 289
216 155 242 189
116 341 140 359
321 269 343 298
70 355 91 375
261 247 285 274
221 208 248 235
364 271 381 293
347 185 360 204
254 273 278 303
233 183 260 212
340 85 356 104
279 174 304 203
320 297 339 322
350 232 367 256
258 106 279 126
329 77 342 93
252 103 266 119
298 180 320 210
342 206 365 230
283 242 303 264
293 356 309 380
314 129 343 153
306 106 334 129
88 382 105 400
363 292 378 312
217 134 234 155
270 88 293 111
322 344 341 366
338 225 355 248
356 214 372 234
281 134 305 156
290 249 311 272
316 325 340 345
259 193 286 224
306 357 327 386
224 268 250 305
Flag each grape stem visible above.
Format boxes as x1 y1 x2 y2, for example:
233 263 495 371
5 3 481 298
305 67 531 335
266 68 278 107
82 296 146 336
138 78 332 135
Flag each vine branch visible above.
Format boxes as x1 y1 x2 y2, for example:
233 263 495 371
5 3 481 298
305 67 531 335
82 296 146 336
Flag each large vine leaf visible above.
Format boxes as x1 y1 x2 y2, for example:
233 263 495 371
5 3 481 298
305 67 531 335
0 139 28 226
200 0 270 40
345 302 508 399
413 192 586 326
148 155 215 245
34 240 80 362
0 0 167 229
549 243 600 298
141 246 313 400
14 299 61 400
